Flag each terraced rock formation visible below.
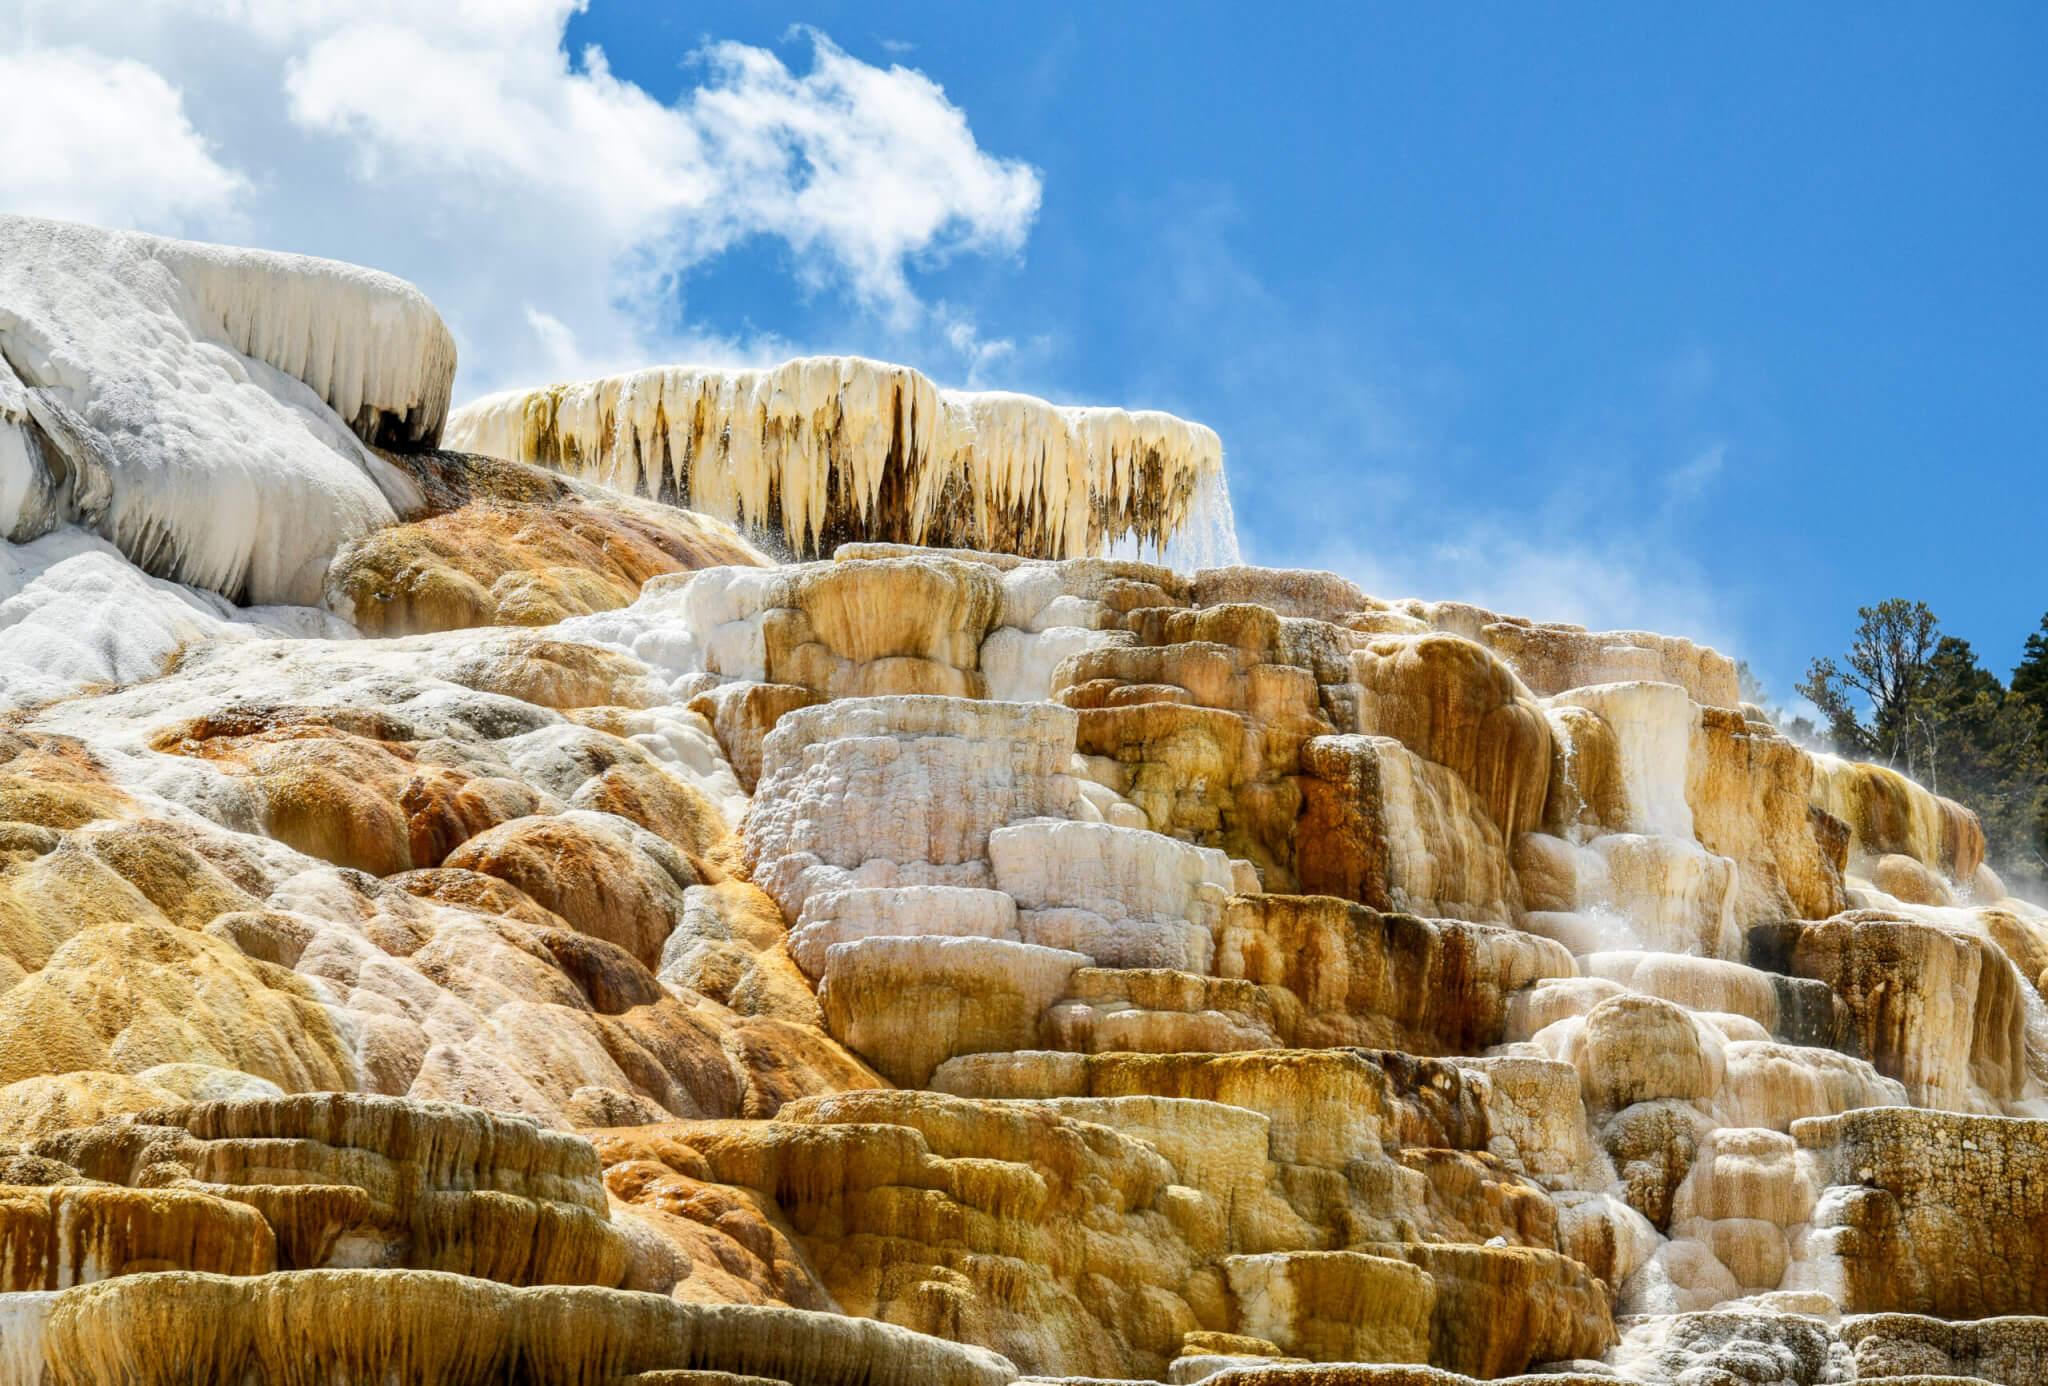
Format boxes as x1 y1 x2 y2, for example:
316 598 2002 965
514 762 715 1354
1 218 2045 1384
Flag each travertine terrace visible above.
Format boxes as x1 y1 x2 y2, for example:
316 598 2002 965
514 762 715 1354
1 216 2045 1384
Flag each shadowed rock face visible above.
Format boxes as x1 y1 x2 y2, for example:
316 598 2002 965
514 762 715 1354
1795 1108 2048 1317
6 1092 630 1289
328 451 769 637
1751 915 2035 1110
4 230 2047 1385
12 1269 1017 1386
1209 895 1573 1054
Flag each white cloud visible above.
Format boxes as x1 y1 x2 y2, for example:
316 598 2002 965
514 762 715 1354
934 305 1017 389
0 3 1040 396
520 308 588 383
1136 202 1752 656
0 44 245 232
516 303 796 387
1303 521 1740 654
682 31 1040 321
1665 443 1726 503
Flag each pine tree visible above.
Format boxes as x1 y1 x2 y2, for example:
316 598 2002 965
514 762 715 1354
1913 637 2044 878
2009 613 2048 885
2013 614 2048 728
1797 599 1941 766
1798 605 2048 892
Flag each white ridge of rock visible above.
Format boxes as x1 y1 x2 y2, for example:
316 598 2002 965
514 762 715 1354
989 817 1234 970
0 530 353 712
0 215 456 604
741 695 1083 919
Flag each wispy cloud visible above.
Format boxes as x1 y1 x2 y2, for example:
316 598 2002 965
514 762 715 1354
1304 523 1740 652
1101 181 1751 653
1663 442 1727 510
0 3 1041 395
934 306 1018 389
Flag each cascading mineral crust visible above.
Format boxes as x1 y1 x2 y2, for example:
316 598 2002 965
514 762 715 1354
447 356 1233 562
0 216 2044 1386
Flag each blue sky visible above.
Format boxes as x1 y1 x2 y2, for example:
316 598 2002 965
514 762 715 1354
561 3 2046 700
4 2 2041 703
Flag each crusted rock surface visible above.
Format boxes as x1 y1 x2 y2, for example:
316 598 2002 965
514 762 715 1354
1 229 2043 1385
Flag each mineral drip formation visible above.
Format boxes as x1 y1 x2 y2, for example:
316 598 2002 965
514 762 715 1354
2 224 2047 1386
445 357 1238 564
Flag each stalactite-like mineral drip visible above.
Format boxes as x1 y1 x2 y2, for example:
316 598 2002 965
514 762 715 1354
445 357 1237 563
